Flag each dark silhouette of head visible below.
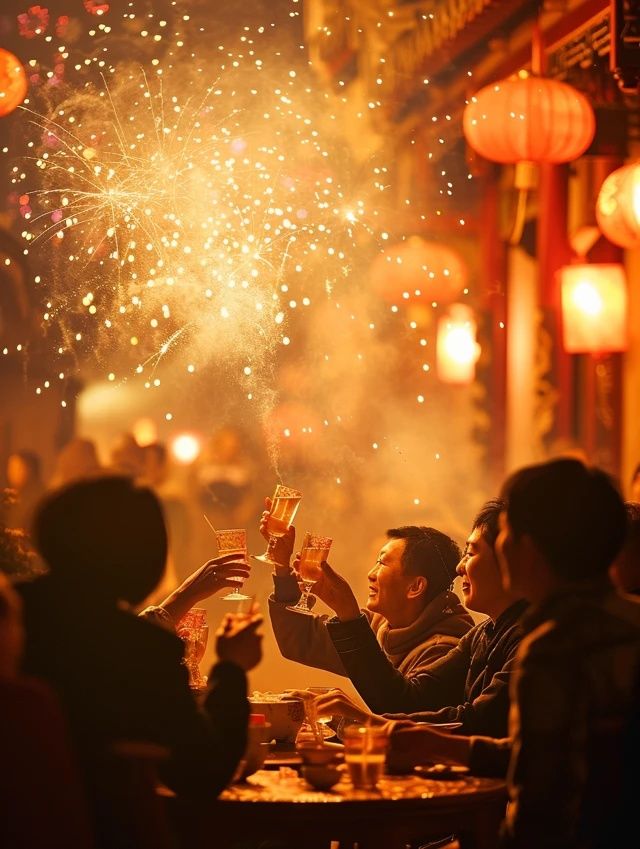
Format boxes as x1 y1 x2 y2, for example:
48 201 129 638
33 476 167 605
501 458 626 582
610 502 640 595
471 498 505 548
386 526 461 603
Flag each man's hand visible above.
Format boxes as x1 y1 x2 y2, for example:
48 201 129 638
387 724 471 773
259 496 295 572
309 560 360 622
215 609 263 672
313 688 378 724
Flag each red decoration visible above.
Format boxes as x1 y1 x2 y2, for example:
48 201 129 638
83 0 110 16
0 49 28 117
560 264 628 353
596 161 640 249
370 236 467 306
463 74 595 164
17 5 50 39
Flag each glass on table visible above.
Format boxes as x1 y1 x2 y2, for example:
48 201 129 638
287 533 332 615
177 607 208 689
343 724 389 789
215 528 251 602
252 484 302 566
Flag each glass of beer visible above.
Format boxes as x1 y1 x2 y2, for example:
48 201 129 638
343 724 388 790
287 533 332 615
215 528 251 601
252 483 302 566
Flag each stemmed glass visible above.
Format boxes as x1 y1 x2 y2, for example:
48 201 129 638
287 533 332 615
177 607 208 689
252 483 302 566
307 686 334 739
215 528 251 602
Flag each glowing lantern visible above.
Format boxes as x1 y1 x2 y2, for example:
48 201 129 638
596 162 640 249
560 264 627 353
436 304 481 385
171 432 202 464
463 75 595 164
0 49 28 117
370 236 468 306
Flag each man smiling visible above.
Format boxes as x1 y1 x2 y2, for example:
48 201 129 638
267 521 473 701
314 500 527 736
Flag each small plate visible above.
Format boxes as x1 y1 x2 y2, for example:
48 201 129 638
414 764 469 780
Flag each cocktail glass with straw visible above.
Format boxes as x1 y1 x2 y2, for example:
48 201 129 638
287 533 332 615
215 527 251 602
252 483 302 566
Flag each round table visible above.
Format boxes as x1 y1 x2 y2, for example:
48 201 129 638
169 769 506 849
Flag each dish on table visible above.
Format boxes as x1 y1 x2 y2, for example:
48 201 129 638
414 763 470 780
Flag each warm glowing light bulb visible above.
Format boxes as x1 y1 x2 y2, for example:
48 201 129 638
572 282 602 316
171 432 202 464
436 304 479 384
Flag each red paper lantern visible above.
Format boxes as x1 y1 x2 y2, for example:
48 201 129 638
370 236 468 306
596 162 640 249
463 75 595 164
436 304 480 385
0 49 28 117
560 264 628 353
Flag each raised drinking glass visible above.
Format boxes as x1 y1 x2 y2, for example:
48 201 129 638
215 528 251 602
252 484 302 566
287 533 332 615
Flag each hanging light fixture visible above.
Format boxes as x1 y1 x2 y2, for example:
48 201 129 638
463 74 595 165
462 20 596 245
436 304 481 385
560 264 628 354
596 161 640 249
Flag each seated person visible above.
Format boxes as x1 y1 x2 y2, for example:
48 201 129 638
266 511 473 704
0 572 94 849
389 459 640 849
313 500 527 736
17 476 262 815
609 501 640 596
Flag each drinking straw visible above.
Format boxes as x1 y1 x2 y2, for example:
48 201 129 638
203 514 217 535
305 695 324 746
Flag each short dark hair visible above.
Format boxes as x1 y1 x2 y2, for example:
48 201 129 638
386 526 461 602
501 458 626 581
471 499 505 547
33 476 167 605
624 501 640 556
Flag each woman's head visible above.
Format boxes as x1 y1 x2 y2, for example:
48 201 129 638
33 476 167 605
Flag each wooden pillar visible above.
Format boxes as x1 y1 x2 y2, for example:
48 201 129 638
479 167 507 487
588 157 624 475
537 163 573 447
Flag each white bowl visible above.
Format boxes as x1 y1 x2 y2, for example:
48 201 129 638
248 696 305 742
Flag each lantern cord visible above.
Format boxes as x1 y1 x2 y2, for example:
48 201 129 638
508 187 528 246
